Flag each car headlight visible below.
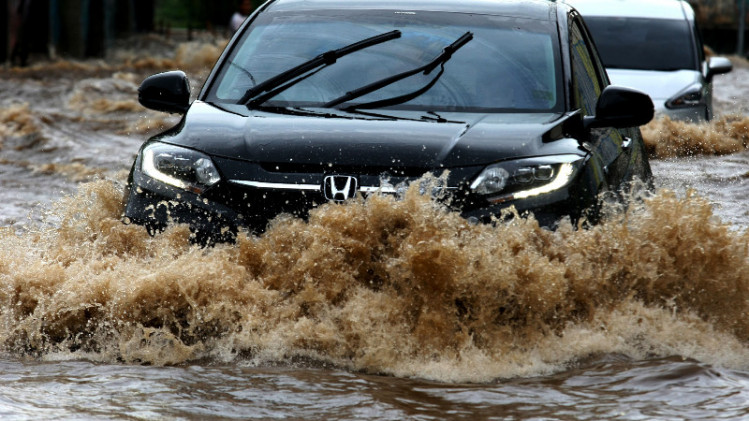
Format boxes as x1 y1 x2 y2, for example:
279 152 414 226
141 142 221 194
470 154 582 203
665 83 705 109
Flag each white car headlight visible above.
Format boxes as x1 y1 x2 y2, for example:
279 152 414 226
471 166 510 195
665 83 705 109
141 142 221 194
471 154 582 203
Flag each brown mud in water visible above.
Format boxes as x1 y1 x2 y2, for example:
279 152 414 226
4 34 224 80
642 115 749 158
0 35 225 226
1 36 748 385
0 180 746 382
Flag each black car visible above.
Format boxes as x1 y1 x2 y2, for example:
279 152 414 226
124 0 654 242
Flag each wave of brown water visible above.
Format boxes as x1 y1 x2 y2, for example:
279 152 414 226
2 35 749 418
642 115 749 158
1 181 747 383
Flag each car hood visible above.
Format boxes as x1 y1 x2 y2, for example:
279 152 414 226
606 68 703 102
165 101 581 170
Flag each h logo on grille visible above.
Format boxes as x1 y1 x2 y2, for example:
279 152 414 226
323 175 358 201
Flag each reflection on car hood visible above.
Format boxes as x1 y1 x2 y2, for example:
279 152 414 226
606 69 703 102
167 102 580 170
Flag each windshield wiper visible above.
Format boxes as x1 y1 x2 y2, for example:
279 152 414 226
324 31 473 109
241 30 401 107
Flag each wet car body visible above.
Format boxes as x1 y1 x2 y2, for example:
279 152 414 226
124 0 654 242
568 0 732 122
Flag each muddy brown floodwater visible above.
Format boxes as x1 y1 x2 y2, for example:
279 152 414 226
0 34 748 420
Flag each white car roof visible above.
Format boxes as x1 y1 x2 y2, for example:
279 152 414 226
564 0 693 21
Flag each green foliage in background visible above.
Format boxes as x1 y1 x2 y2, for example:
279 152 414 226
155 0 245 29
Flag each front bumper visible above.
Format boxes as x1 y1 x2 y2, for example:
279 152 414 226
124 166 590 243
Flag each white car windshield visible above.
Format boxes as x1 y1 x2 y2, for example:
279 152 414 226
209 10 563 113
584 17 698 72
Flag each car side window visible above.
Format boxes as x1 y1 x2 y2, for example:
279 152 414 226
569 18 604 116
693 20 706 64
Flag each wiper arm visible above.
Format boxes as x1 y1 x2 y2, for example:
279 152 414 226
240 30 401 107
325 31 473 109
229 60 257 86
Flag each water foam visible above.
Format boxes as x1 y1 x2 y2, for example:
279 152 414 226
642 115 749 158
0 103 43 142
0 180 747 382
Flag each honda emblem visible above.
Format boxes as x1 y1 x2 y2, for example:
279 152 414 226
323 175 358 201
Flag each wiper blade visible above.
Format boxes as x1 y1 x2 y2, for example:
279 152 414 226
240 30 402 107
325 31 473 109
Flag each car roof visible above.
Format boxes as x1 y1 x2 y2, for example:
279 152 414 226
564 0 693 20
264 0 563 21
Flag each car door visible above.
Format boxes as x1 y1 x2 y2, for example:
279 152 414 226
569 14 634 192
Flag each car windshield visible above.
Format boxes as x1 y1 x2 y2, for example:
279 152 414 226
207 10 563 113
584 17 697 71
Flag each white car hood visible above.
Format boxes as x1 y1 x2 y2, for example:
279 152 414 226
606 69 702 102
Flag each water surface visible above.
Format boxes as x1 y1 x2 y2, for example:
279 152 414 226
0 37 747 420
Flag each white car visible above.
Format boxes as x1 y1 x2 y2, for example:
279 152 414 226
568 0 732 121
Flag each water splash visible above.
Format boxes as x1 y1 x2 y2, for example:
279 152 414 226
1 36 748 382
642 115 749 158
0 180 747 382
0 103 44 142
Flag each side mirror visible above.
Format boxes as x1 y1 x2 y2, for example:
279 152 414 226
584 85 654 129
138 71 191 114
706 56 732 81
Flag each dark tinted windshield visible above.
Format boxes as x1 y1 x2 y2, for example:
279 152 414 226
584 17 697 71
207 10 563 113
